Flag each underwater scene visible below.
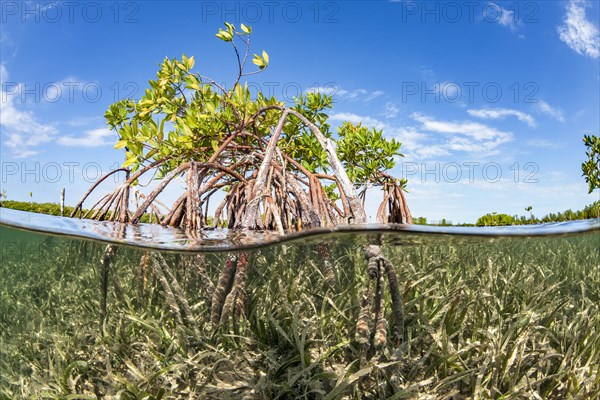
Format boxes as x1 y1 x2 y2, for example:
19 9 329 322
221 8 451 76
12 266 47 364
1 210 599 399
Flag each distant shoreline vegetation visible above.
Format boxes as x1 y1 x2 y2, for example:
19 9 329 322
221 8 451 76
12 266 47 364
2 199 598 227
0 200 159 224
472 201 600 226
416 201 599 226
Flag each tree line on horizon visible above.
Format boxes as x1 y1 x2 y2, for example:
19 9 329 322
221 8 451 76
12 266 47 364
2 198 598 227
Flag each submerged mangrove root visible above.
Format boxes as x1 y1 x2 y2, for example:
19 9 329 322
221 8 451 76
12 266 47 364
356 245 406 358
211 252 250 334
317 243 338 290
211 254 237 328
136 252 200 333
192 254 215 297
144 252 199 333
220 252 249 334
155 253 199 333
99 244 116 327
138 252 151 298
356 271 374 365
384 259 405 345
372 261 387 352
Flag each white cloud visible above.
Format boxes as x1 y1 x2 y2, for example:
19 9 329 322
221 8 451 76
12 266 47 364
412 113 512 141
413 145 451 159
383 102 400 118
0 65 57 157
394 127 427 148
31 76 89 105
338 88 367 101
393 126 441 160
527 138 561 149
467 108 536 127
0 65 108 156
391 127 449 160
22 1 61 18
364 90 384 102
535 100 565 122
573 108 587 121
305 86 384 102
305 86 337 96
498 8 516 29
327 109 512 161
486 2 518 31
558 0 600 59
66 116 103 127
58 128 116 147
436 81 461 100
0 64 8 82
410 112 513 154
329 112 387 130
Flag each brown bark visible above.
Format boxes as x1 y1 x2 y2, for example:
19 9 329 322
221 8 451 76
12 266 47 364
384 258 405 346
211 254 236 328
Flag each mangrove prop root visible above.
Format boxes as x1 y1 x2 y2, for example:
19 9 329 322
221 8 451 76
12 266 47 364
356 276 373 348
366 258 387 359
150 253 184 326
384 259 405 345
111 268 124 304
211 254 237 328
193 254 215 296
138 252 151 298
220 252 249 333
363 245 406 351
231 252 249 334
374 311 388 350
155 253 199 333
373 261 387 350
356 276 374 367
99 244 116 326
72 107 398 230
317 244 337 289
376 180 413 224
219 285 236 330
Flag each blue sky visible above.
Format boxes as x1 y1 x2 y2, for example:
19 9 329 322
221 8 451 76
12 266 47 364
1 0 599 223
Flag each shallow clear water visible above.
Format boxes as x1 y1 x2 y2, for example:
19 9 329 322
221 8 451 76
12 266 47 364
1 208 598 252
1 209 599 399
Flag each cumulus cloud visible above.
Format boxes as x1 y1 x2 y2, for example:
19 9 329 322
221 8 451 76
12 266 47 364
383 102 400 118
329 112 387 130
394 126 427 148
0 65 111 157
0 65 57 157
58 128 116 147
535 100 565 122
486 2 518 31
411 112 513 154
391 113 514 161
527 138 561 149
364 90 385 102
306 86 384 102
558 0 600 59
467 108 537 127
